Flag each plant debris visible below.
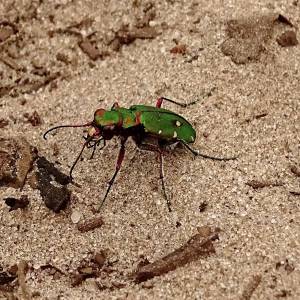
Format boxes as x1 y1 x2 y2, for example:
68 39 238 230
133 226 220 283
93 251 107 268
4 195 29 211
23 111 42 126
17 261 30 300
77 216 104 232
275 289 292 298
275 259 295 274
0 55 22 71
0 73 60 98
0 137 37 188
0 119 9 128
199 201 208 212
246 180 283 189
40 264 66 279
0 26 14 42
71 253 106 286
170 44 187 55
290 165 300 177
240 274 262 300
110 25 159 51
78 39 105 61
56 52 71 65
277 30 298 47
0 272 17 286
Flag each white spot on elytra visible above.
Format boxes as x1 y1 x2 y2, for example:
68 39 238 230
190 136 194 142
173 131 177 138
176 120 181 127
158 130 162 134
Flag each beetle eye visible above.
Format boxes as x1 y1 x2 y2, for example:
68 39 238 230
94 109 106 118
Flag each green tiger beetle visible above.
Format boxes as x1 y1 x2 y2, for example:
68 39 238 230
43 96 237 212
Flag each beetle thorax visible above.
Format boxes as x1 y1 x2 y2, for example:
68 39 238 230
94 109 122 127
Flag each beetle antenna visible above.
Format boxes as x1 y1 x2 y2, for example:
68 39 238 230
43 122 92 140
69 139 90 181
180 140 238 161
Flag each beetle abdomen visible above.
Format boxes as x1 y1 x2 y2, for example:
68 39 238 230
130 105 196 143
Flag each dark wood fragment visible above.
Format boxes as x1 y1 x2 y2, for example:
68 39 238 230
246 180 283 189
291 165 300 177
133 226 219 283
77 216 104 232
240 275 262 300
4 195 29 211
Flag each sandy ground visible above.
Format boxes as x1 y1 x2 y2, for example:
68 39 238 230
0 0 300 299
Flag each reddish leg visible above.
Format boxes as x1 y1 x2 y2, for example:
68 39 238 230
156 97 164 108
99 137 127 210
111 102 120 110
155 88 216 108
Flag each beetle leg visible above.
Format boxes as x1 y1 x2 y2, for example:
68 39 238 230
111 102 120 110
135 141 172 212
89 138 106 160
180 140 238 161
156 88 216 108
158 150 172 212
156 97 189 108
99 137 127 210
69 140 89 181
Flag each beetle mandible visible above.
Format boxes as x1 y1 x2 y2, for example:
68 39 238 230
44 96 236 212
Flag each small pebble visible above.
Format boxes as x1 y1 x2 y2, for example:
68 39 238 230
71 210 82 224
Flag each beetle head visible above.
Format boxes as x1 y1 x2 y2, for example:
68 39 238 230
43 116 106 181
